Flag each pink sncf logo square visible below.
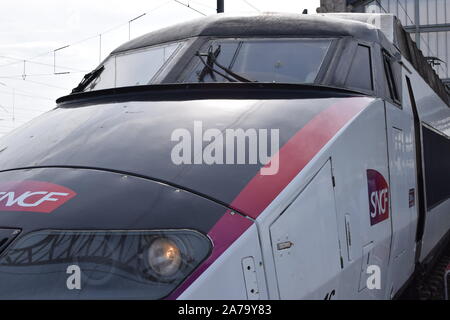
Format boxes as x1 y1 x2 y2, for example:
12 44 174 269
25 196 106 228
0 181 76 213
367 170 390 226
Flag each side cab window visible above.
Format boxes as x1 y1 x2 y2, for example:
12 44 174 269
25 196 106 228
382 50 402 106
345 44 374 92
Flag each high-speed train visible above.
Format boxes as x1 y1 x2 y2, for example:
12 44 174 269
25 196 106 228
0 12 449 300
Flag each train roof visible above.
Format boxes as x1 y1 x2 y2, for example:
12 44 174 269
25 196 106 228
112 12 448 106
112 13 382 54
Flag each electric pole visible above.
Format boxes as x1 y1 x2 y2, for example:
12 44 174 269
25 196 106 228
217 0 224 13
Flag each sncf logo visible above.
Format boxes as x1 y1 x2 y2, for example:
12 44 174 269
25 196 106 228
0 181 76 213
367 170 390 226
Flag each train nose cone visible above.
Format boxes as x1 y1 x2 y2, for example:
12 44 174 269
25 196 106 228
0 167 229 231
0 167 229 299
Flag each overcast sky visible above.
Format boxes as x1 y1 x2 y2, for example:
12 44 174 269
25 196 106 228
0 0 320 135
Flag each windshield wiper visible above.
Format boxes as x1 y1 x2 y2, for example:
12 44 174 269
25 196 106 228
196 45 254 83
72 65 105 93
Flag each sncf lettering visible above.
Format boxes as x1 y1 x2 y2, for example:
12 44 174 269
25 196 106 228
0 181 76 213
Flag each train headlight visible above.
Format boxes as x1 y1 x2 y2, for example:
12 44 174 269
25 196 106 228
0 229 212 299
147 238 182 277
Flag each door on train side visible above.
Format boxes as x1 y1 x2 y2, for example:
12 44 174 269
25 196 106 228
269 160 342 300
383 55 417 297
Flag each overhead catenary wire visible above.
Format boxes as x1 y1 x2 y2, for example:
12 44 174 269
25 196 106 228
241 0 261 12
0 0 204 134
0 0 206 82
0 55 88 72
0 90 54 101
0 104 9 113
0 0 199 96
0 81 62 100
373 0 445 75
129 13 147 40
0 108 52 119
173 0 207 16
186 0 216 10
0 0 174 95
2 78 70 91
1 107 50 115
0 88 55 131
12 0 173 65
23 79 69 90
0 101 53 120
0 71 85 79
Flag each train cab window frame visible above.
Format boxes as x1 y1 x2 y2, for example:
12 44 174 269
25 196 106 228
82 41 185 92
344 43 374 93
180 38 335 85
382 50 402 106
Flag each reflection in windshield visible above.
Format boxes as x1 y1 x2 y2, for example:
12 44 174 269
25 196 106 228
196 45 254 83
84 41 183 92
186 39 332 84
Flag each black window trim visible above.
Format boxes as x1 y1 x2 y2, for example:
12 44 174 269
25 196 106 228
421 122 450 210
382 49 402 106
177 36 337 85
344 43 375 94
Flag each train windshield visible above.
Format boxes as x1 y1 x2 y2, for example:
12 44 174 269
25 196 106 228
80 41 184 92
74 38 333 93
182 39 332 84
